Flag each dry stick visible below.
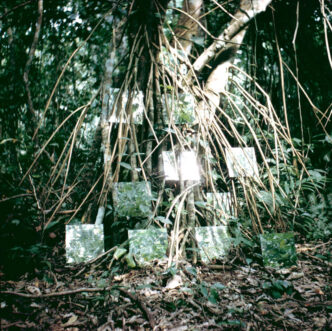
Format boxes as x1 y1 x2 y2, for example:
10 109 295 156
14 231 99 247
0 287 112 298
0 0 37 20
320 0 332 69
75 246 119 277
0 193 32 203
60 105 90 199
292 0 304 146
282 61 328 133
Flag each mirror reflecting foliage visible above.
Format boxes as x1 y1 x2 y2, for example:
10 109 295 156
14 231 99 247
260 232 297 268
66 225 104 264
195 226 231 263
128 228 168 266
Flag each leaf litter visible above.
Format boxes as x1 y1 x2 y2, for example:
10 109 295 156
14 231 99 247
0 241 331 330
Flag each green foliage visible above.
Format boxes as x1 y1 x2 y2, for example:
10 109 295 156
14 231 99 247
262 279 294 299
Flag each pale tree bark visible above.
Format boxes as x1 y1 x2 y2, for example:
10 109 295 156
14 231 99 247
195 0 272 120
172 0 203 56
193 0 272 73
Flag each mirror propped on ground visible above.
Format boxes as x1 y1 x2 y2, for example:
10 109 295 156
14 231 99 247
195 226 230 263
128 228 168 266
66 224 104 263
260 232 297 268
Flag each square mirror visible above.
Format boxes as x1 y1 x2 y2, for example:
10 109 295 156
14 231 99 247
225 147 259 178
66 224 104 263
195 226 230 263
128 228 168 266
112 182 152 218
260 232 297 268
206 192 234 222
107 88 144 124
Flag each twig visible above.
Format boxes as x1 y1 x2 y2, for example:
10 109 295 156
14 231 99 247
0 287 112 298
75 246 118 277
118 288 155 329
0 0 37 20
0 193 32 203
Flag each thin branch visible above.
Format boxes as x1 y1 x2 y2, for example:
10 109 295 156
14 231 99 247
0 0 37 20
0 287 112 298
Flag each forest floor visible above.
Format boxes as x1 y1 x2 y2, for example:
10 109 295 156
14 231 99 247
1 241 331 330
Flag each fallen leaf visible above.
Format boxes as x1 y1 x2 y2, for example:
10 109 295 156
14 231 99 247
26 286 41 295
62 314 78 327
287 272 304 280
165 275 183 289
314 287 324 295
313 317 326 328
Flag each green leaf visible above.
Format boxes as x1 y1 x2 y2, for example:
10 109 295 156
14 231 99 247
199 283 208 298
125 253 136 268
186 267 197 277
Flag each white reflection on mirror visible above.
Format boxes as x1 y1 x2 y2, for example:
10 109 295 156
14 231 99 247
162 151 200 181
225 147 259 178
66 224 104 264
